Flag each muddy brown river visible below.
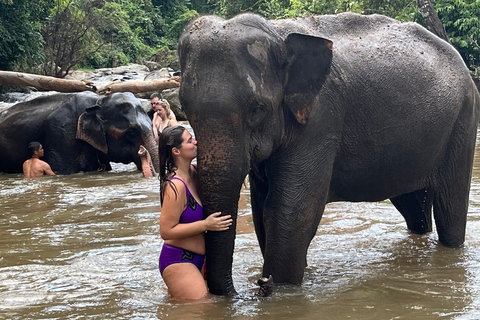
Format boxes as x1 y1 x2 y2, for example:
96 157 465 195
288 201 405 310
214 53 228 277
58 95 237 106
1 123 480 319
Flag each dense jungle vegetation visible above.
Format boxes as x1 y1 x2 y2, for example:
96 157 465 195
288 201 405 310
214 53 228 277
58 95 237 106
0 0 478 78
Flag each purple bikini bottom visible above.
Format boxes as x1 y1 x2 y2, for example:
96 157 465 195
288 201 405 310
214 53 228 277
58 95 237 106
159 244 205 275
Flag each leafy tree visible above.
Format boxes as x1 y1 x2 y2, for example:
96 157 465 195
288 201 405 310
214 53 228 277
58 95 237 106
1 0 478 79
158 0 200 48
434 0 480 77
212 0 268 17
42 0 106 77
95 1 156 64
0 0 54 71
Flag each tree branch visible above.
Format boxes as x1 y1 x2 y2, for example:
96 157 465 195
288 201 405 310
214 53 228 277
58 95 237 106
416 0 450 43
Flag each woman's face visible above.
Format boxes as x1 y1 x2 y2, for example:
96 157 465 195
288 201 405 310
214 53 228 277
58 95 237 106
176 129 197 160
156 104 166 119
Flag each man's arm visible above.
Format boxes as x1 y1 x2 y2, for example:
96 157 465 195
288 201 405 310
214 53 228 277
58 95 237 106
42 161 56 176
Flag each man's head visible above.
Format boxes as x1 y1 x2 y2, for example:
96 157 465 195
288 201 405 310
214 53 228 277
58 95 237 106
27 141 44 158
150 93 163 110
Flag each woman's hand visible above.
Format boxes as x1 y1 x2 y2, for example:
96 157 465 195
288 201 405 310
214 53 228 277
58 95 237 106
204 212 232 232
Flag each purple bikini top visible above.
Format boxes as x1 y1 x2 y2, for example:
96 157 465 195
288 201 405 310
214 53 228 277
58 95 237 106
171 177 204 223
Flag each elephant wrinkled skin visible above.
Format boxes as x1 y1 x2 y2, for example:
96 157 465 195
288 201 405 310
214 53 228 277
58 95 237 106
0 92 159 175
178 12 480 296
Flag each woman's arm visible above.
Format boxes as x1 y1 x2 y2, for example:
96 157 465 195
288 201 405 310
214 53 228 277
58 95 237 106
160 179 205 240
160 180 232 240
152 116 160 144
168 112 177 121
169 118 178 127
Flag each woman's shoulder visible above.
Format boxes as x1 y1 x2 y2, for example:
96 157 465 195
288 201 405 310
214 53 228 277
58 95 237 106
170 176 187 189
163 177 187 199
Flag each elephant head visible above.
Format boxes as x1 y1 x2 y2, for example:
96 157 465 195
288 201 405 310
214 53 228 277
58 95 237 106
76 92 159 175
178 13 332 295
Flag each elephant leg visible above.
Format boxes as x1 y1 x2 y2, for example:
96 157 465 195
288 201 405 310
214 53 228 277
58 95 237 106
433 177 470 247
432 110 477 247
432 165 473 247
390 188 433 234
250 164 268 256
260 166 328 284
261 197 326 284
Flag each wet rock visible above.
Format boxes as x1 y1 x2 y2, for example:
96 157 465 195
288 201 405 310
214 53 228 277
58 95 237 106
96 64 149 76
0 92 28 103
163 88 186 121
144 61 161 71
1 63 187 119
65 70 96 81
143 67 174 81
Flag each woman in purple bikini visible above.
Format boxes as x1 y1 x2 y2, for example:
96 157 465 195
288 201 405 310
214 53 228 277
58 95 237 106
158 125 232 300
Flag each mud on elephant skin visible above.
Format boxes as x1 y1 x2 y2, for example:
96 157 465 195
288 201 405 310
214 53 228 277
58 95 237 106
178 12 480 296
0 91 159 175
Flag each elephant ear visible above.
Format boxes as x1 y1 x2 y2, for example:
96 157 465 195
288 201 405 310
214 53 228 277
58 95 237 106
76 104 108 154
283 33 333 124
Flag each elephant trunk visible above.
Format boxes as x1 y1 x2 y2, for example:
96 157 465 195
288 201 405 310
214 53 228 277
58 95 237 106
138 145 156 177
200 171 242 296
142 131 160 174
196 130 246 296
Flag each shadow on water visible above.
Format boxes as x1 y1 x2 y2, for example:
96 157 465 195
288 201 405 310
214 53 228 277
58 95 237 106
1 125 480 319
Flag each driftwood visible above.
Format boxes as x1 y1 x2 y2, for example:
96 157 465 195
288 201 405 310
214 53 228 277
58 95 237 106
0 70 180 95
96 77 180 95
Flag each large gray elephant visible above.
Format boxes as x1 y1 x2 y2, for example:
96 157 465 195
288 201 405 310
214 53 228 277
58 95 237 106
0 91 159 175
177 12 480 296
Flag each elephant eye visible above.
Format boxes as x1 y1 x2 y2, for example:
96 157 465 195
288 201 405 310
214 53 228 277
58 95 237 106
249 104 263 117
247 103 266 127
124 128 139 140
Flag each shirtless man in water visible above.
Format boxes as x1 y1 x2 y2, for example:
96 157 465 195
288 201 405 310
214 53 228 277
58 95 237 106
23 142 56 178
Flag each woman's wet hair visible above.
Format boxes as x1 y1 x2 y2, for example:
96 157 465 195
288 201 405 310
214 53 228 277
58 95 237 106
156 99 171 117
158 125 185 203
27 141 41 157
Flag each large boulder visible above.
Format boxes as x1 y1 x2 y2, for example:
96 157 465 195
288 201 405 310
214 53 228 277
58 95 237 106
163 88 186 121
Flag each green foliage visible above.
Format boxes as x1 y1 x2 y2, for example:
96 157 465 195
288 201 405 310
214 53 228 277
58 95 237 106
158 0 200 48
0 0 54 71
42 0 106 77
255 0 420 20
0 0 478 78
434 0 480 77
212 0 269 17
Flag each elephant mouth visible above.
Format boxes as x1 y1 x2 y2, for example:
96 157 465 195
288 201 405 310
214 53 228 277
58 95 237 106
138 145 157 178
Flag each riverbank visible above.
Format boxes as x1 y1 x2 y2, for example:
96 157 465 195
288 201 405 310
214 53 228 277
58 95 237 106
0 64 186 120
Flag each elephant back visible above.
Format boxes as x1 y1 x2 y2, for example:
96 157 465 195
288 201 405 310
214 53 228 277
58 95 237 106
0 93 87 173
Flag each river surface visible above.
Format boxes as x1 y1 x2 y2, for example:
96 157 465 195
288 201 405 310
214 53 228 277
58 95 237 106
1 123 480 319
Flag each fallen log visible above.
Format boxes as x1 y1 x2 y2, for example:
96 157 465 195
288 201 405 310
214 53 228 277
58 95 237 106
0 70 96 92
96 76 181 95
0 71 180 95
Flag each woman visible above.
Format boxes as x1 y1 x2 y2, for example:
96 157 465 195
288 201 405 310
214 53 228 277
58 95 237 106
153 99 178 145
158 125 232 300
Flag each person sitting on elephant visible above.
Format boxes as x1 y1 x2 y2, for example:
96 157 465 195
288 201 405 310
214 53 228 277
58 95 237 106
23 141 56 178
158 125 232 301
153 99 178 145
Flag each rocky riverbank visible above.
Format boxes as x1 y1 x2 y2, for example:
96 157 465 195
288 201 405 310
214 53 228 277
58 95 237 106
0 64 186 120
